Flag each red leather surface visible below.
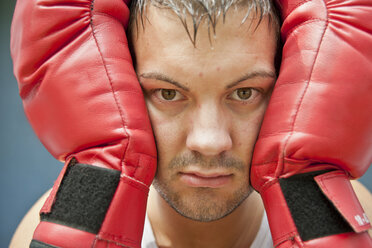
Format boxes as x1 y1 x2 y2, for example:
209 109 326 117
277 232 372 248
11 0 157 246
33 221 96 248
315 171 371 233
262 172 371 247
11 0 156 177
252 0 372 188
98 175 149 248
303 232 372 248
261 181 299 246
251 0 372 246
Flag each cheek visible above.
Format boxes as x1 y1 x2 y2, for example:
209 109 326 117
233 105 267 156
146 105 186 168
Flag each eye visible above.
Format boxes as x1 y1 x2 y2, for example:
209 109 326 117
155 89 184 101
229 87 255 101
161 89 176 100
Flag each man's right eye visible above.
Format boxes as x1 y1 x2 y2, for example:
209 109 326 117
155 89 184 101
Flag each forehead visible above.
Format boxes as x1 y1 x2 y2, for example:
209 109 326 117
131 6 277 80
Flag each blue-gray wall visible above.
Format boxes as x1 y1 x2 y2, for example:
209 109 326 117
1 1 371 247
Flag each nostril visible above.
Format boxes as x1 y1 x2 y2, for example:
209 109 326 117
186 128 232 157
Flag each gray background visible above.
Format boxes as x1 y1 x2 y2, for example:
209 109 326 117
1 1 371 247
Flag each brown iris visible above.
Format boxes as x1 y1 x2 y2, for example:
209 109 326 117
161 89 177 100
236 88 252 100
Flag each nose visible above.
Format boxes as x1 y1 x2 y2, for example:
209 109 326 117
186 103 232 157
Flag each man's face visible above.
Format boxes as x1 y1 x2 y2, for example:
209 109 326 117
132 6 277 222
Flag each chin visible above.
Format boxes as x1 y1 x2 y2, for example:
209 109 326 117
153 177 252 222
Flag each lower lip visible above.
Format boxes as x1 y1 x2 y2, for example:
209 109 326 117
179 173 233 188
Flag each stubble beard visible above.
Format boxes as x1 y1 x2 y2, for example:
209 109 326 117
152 151 253 222
153 177 253 222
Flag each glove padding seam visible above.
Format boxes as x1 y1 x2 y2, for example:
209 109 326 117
274 232 302 247
89 0 130 173
284 18 327 43
252 158 321 167
94 235 134 248
282 0 313 19
280 0 329 177
121 173 149 192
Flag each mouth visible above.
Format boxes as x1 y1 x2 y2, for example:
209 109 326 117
179 170 233 188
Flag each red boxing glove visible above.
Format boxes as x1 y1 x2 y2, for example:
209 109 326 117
251 0 372 247
11 0 156 247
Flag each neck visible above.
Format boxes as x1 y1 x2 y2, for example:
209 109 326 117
147 186 264 248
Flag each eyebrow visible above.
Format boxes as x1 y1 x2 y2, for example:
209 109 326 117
139 72 190 91
225 70 276 89
139 70 276 91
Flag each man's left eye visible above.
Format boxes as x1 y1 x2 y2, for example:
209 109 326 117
229 88 256 101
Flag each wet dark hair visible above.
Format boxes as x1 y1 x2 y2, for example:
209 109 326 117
128 0 280 46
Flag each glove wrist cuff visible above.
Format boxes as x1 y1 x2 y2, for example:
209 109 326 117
34 159 149 248
260 178 299 246
98 172 149 247
260 170 370 247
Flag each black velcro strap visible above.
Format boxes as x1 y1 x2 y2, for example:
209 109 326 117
41 159 121 234
279 171 353 241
